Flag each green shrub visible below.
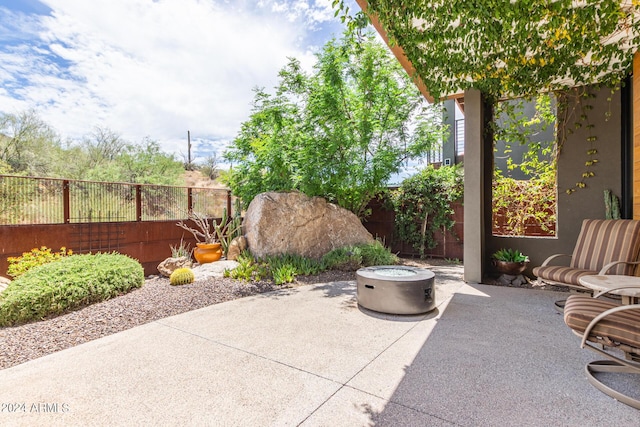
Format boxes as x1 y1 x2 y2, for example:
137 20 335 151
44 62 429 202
392 165 463 257
7 246 73 278
169 267 195 285
321 247 363 271
358 240 398 266
264 254 323 276
229 251 268 281
271 264 297 285
322 241 398 271
225 242 397 284
0 253 144 326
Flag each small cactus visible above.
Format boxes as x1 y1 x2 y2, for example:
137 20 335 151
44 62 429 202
169 267 195 286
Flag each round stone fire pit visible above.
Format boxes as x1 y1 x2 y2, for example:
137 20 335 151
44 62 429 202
356 266 436 315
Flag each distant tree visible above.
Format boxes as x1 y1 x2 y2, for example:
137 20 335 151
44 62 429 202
224 31 445 217
84 127 127 166
116 138 184 185
0 110 60 176
198 154 219 180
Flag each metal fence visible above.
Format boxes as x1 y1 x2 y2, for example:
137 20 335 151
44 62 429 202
0 175 232 225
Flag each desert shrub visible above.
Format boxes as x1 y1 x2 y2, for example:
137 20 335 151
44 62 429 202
169 238 192 259
321 247 363 271
0 253 144 326
322 241 398 271
7 246 73 278
358 240 398 266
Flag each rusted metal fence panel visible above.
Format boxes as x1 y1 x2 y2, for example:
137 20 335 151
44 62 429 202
68 180 137 223
0 175 233 276
0 176 65 224
0 175 230 225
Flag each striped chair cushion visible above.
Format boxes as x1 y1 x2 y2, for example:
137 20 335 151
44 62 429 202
570 219 640 275
564 295 640 351
531 265 597 287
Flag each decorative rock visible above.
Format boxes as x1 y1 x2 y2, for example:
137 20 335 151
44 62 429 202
226 236 247 261
498 273 529 287
157 256 193 277
243 191 374 259
193 260 239 281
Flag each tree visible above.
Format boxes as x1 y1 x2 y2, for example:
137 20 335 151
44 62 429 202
198 154 219 180
0 109 60 176
224 31 446 217
84 127 127 167
85 138 184 185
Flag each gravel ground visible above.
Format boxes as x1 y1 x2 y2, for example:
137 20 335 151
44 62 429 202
2 257 531 371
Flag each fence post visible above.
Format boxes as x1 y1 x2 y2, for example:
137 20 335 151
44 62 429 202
187 188 193 214
63 180 70 223
136 185 142 222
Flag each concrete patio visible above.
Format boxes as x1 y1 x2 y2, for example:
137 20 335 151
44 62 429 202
0 264 638 426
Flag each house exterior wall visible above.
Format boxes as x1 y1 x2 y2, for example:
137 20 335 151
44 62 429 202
442 99 457 166
487 86 624 276
493 98 556 180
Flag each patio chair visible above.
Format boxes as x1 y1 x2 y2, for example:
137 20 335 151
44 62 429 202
533 219 640 309
564 294 640 409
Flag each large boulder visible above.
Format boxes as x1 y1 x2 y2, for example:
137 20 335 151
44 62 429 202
243 192 374 259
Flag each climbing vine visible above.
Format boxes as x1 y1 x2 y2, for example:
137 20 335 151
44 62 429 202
336 1 640 101
491 94 557 236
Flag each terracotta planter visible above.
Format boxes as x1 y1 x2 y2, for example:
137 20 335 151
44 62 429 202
493 259 529 275
194 242 222 264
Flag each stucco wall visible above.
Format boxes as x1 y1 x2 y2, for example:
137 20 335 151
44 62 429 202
487 86 624 277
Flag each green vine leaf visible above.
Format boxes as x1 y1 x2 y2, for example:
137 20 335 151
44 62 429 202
345 1 639 100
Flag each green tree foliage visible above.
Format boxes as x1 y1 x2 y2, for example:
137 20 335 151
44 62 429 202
224 31 446 217
0 112 184 185
0 109 61 176
391 165 463 257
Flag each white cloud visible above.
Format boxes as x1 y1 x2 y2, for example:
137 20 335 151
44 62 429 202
0 0 349 160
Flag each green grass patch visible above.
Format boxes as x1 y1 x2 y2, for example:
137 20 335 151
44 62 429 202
0 253 144 326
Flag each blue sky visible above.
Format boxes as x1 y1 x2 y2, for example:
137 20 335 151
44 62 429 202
0 0 358 162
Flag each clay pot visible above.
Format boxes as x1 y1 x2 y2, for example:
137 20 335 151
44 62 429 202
194 242 222 264
493 259 529 275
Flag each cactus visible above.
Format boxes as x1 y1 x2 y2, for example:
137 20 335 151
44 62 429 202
604 189 621 220
169 267 195 286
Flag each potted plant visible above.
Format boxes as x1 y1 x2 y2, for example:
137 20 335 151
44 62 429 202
492 248 530 275
177 212 223 264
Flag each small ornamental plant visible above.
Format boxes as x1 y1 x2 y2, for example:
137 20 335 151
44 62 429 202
7 246 73 278
169 268 195 286
492 248 529 263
